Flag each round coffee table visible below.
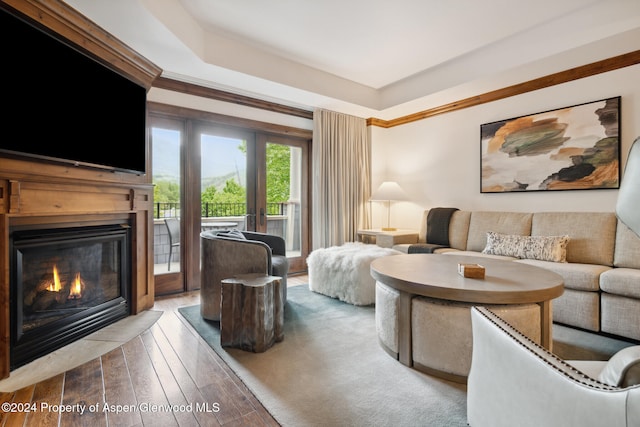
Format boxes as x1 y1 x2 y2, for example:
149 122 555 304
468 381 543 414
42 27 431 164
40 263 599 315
370 253 564 382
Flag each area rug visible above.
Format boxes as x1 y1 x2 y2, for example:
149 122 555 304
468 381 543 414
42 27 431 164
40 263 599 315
179 285 468 427
179 286 636 427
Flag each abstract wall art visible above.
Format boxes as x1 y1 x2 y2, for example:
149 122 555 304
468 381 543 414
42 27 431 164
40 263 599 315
480 96 620 193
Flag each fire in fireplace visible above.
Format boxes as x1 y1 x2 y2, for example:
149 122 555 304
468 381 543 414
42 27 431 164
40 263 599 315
10 223 131 369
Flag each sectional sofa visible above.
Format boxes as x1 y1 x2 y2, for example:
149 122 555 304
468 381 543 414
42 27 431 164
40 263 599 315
393 209 640 342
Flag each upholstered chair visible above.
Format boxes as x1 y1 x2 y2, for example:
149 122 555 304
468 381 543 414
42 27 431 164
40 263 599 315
200 230 289 321
616 136 640 237
467 306 640 427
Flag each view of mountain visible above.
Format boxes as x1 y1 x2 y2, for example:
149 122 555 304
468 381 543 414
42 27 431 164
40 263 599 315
152 128 247 190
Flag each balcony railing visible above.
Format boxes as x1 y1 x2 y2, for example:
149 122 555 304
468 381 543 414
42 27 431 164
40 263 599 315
154 202 286 219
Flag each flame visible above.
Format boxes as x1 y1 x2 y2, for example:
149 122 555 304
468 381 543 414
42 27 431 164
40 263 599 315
69 273 83 299
47 265 62 292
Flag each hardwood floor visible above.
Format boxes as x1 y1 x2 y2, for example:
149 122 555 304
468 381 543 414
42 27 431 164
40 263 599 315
0 274 308 427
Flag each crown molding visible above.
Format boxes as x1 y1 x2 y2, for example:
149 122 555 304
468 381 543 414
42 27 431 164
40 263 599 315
151 50 640 129
367 50 640 128
152 76 314 120
1 0 162 89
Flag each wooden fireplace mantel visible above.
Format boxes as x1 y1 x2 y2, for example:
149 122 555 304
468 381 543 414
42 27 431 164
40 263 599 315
0 0 162 379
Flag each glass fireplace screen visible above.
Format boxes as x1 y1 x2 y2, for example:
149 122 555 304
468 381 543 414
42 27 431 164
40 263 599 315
10 224 130 368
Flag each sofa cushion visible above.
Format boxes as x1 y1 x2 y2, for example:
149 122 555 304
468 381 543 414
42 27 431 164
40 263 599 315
601 293 640 341
448 211 471 250
466 212 532 252
551 287 600 331
482 232 569 262
614 220 640 269
516 259 610 292
531 212 616 266
600 268 640 299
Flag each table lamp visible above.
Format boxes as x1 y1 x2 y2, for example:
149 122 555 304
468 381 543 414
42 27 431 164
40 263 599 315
371 181 408 231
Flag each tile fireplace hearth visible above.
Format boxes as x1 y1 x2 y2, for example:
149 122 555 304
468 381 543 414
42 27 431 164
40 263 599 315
9 223 131 369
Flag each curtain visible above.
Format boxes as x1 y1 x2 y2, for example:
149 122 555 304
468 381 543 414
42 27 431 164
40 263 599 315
312 109 371 249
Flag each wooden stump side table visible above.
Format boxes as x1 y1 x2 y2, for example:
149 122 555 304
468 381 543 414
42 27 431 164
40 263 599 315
220 274 284 352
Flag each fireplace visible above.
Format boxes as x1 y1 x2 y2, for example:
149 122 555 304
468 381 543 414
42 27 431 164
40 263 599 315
9 223 131 369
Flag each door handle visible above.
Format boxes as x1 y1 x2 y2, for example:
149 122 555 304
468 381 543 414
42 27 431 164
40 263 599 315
247 208 256 228
259 208 265 226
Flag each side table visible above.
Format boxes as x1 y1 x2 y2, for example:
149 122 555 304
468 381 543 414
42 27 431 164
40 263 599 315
357 229 418 248
220 274 284 352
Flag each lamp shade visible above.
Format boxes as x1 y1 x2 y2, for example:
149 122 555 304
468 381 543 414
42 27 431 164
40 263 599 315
371 181 408 201
616 137 640 237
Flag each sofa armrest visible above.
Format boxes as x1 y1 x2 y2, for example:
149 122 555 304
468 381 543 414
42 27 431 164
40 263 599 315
376 231 418 248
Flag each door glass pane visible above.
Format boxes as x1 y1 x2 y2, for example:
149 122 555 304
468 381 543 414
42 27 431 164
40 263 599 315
266 142 302 258
200 134 247 232
152 128 181 274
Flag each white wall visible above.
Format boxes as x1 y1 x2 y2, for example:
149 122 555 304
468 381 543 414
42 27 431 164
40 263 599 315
148 66 639 232
371 64 640 230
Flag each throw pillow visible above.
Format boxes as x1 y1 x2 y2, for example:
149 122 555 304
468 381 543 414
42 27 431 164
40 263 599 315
482 232 569 262
598 345 640 387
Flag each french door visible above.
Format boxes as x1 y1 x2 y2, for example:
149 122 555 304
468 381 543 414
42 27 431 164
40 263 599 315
197 124 309 273
150 116 185 295
151 111 310 295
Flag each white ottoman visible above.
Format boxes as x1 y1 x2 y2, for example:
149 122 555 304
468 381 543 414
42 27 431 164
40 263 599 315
307 242 401 305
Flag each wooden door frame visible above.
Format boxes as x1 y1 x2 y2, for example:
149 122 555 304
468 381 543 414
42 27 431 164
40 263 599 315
257 134 310 273
149 104 312 292
195 122 258 226
149 115 186 295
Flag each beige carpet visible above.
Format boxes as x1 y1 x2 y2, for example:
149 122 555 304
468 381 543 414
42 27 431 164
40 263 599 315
0 309 163 392
180 285 468 427
179 285 636 427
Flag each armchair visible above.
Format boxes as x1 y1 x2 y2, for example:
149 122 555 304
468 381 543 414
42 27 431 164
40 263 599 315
200 230 289 321
616 136 640 237
468 306 640 427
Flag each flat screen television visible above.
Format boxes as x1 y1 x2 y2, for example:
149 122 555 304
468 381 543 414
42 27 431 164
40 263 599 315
1 7 147 175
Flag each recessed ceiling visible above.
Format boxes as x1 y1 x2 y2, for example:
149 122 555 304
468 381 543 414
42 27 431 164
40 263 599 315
67 0 640 118
177 0 595 89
